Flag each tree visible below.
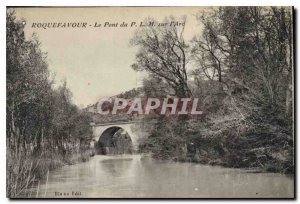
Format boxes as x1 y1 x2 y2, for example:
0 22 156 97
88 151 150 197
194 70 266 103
7 10 93 197
190 7 293 172
130 17 192 97
192 7 293 120
6 9 53 153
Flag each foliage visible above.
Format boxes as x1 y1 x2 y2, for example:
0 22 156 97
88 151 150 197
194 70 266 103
130 17 191 97
133 7 294 173
6 10 93 197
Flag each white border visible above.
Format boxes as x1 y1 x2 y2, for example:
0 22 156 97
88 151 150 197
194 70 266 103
3 0 299 6
1 1 299 204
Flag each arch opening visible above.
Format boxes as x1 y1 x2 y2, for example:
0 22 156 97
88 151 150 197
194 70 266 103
95 126 133 155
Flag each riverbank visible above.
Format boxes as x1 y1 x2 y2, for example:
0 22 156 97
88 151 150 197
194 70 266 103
139 128 294 175
6 149 93 198
144 144 293 174
173 152 294 175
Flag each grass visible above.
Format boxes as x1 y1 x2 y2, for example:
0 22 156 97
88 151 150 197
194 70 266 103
6 149 93 198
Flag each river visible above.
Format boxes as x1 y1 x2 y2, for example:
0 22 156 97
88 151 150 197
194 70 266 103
22 154 294 198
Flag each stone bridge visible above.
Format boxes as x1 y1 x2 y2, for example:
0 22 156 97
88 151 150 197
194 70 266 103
90 120 149 154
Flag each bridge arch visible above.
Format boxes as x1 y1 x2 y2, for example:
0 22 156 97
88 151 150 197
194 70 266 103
92 123 139 154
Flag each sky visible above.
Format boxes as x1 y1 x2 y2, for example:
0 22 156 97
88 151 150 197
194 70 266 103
14 7 206 107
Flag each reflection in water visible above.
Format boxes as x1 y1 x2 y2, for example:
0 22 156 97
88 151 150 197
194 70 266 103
22 155 294 198
101 158 134 177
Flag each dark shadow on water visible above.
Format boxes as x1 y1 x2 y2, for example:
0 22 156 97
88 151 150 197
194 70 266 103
101 158 133 163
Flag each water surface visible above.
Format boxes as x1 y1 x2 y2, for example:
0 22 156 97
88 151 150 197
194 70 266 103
23 154 294 198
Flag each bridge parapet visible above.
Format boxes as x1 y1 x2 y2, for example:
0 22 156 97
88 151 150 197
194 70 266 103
90 119 141 127
89 111 144 124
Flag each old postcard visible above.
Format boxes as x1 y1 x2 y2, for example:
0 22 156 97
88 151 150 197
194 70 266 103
6 6 294 198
